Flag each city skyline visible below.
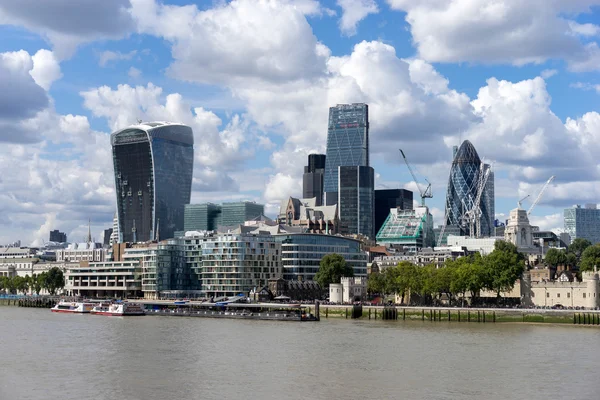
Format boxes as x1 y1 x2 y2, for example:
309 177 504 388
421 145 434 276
3 1 600 245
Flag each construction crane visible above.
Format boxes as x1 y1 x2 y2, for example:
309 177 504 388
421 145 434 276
517 195 530 209
399 149 432 206
527 175 555 215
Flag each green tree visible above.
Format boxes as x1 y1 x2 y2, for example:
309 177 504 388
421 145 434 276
32 273 44 295
544 248 567 267
315 254 353 288
13 276 28 295
580 244 600 272
565 252 577 268
43 267 65 295
568 238 592 262
484 241 525 297
449 254 486 305
367 272 386 296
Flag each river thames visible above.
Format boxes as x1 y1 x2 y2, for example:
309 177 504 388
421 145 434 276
1 307 598 400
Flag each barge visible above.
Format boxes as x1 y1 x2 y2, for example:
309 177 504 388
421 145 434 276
143 301 319 321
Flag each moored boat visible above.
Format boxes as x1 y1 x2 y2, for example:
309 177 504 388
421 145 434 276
51 301 94 313
91 302 145 316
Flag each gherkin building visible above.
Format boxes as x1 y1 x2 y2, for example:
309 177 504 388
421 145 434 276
444 140 494 237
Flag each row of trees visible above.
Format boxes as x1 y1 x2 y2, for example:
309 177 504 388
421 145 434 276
0 267 65 295
544 238 592 270
368 241 525 306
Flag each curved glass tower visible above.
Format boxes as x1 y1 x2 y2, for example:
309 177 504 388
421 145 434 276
111 122 194 243
444 140 494 237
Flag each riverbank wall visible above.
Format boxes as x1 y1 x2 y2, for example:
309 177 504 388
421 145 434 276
308 305 600 326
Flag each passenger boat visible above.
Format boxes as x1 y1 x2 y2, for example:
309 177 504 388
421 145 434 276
91 302 145 316
51 301 94 313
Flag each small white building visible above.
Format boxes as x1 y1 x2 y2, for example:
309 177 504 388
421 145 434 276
56 242 107 263
329 277 367 303
446 235 502 255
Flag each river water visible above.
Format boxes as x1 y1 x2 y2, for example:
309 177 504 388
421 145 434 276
0 307 598 400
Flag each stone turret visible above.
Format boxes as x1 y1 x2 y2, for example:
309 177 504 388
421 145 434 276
583 268 599 309
504 208 532 247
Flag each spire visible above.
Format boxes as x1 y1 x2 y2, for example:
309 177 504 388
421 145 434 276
87 218 92 243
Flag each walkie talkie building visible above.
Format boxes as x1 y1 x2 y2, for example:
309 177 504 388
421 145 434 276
111 122 194 243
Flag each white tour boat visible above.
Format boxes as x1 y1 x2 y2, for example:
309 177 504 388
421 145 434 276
91 302 145 316
51 301 95 314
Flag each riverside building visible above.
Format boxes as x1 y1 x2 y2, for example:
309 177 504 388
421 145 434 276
201 233 282 298
111 121 194 242
273 233 367 281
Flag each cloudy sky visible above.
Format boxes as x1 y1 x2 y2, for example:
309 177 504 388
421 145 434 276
1 0 600 245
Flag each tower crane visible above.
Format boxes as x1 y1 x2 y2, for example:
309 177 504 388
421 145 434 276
399 149 432 206
527 175 555 215
517 195 530 209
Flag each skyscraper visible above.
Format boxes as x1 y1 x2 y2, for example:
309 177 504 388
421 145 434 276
217 201 265 229
444 140 494 237
49 230 67 243
184 203 222 232
323 103 369 205
338 165 375 238
111 121 194 243
374 189 413 236
564 204 600 244
302 154 326 206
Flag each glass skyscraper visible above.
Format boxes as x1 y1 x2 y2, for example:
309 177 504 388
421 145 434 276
323 103 369 205
184 203 222 232
444 140 494 237
217 201 265 229
302 154 326 206
111 122 194 243
564 205 600 244
338 165 375 238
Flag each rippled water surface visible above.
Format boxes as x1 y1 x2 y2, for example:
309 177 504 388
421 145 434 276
1 307 599 400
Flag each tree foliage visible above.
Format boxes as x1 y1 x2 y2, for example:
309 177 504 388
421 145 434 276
580 244 600 272
44 267 65 295
568 238 592 260
366 241 525 305
544 248 567 267
315 253 353 288
0 269 65 295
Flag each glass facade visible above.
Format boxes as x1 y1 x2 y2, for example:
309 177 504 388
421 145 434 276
303 154 326 206
376 207 435 252
374 189 414 236
564 205 600 244
111 122 194 243
217 202 264 229
184 203 222 232
444 140 494 237
338 166 375 238
274 234 367 281
201 234 281 297
323 103 369 205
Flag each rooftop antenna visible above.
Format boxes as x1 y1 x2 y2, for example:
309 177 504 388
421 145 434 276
155 218 160 242
137 118 143 124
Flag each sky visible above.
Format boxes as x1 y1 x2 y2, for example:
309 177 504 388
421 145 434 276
1 0 600 246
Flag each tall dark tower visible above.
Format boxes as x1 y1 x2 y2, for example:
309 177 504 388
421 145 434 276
302 154 326 206
111 121 194 242
323 103 369 206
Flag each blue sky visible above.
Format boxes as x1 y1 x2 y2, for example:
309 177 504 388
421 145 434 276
1 0 600 245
